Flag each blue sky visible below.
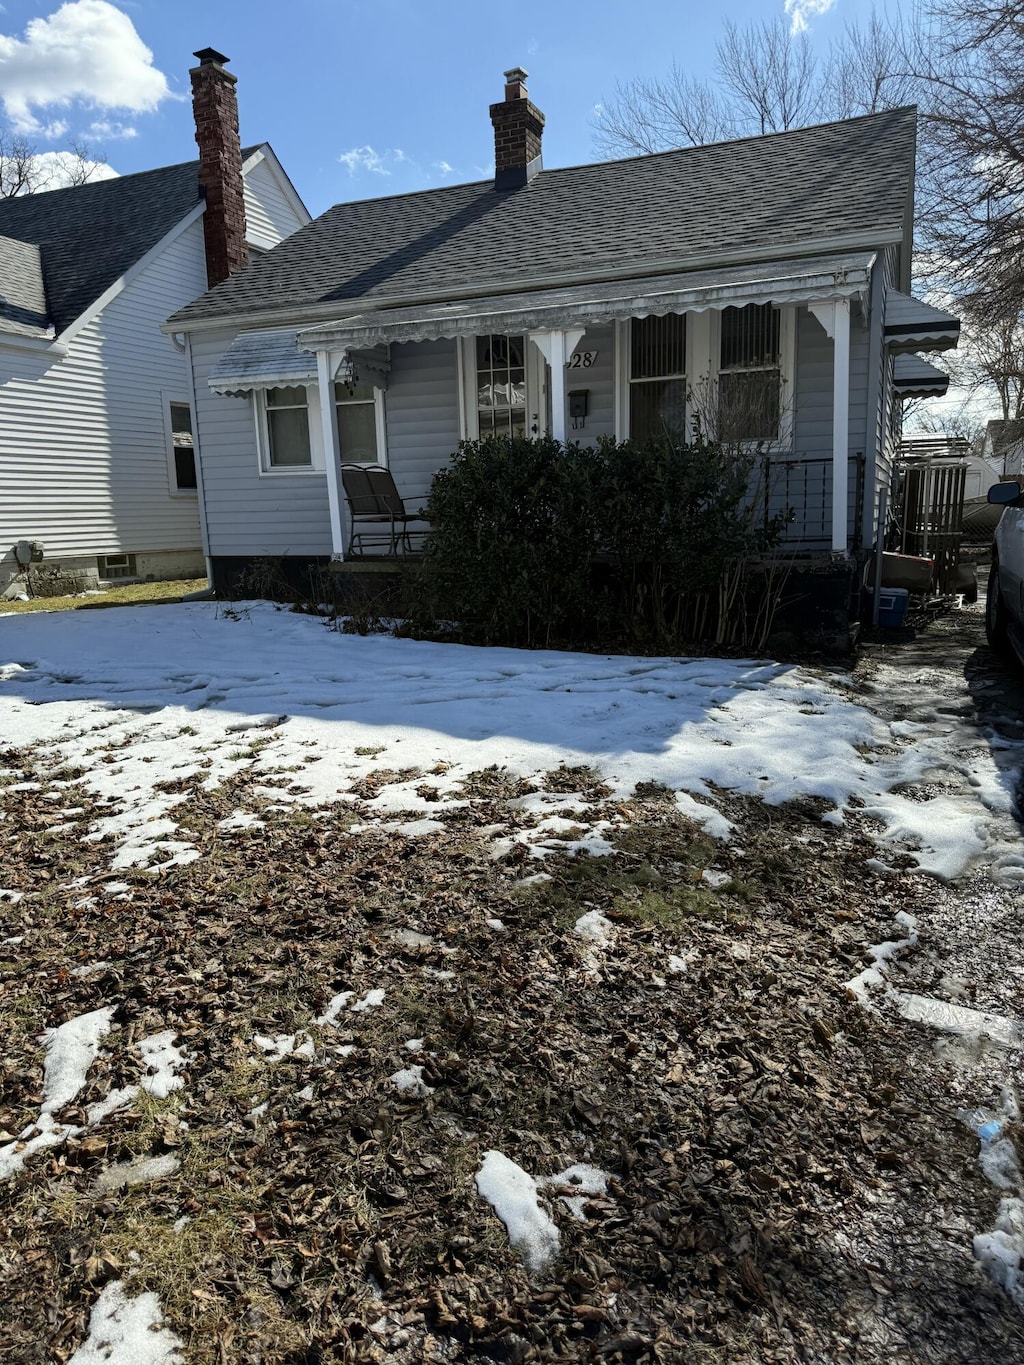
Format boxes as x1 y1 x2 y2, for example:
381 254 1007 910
0 0 908 215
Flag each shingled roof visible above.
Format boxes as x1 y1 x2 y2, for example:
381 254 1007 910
0 149 260 336
169 107 916 330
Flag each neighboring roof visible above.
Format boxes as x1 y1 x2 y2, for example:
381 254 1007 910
0 234 48 338
884 288 960 352
893 353 949 398
0 147 260 335
170 106 917 329
297 250 875 353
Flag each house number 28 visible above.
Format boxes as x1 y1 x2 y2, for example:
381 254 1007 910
568 351 598 368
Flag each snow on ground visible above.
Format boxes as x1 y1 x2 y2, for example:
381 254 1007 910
475 1151 562 1275
1 601 1018 882
67 1281 184 1365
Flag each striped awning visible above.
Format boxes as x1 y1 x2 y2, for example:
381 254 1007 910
893 353 950 398
885 289 960 353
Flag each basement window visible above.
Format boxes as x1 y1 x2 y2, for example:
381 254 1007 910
98 554 137 580
629 314 687 441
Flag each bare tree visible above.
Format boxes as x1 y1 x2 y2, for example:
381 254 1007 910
0 131 107 198
594 12 914 157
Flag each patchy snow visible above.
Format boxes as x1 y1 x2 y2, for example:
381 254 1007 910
316 991 355 1026
574 910 614 946
67 1282 184 1365
350 988 385 1013
253 1032 315 1063
0 601 1016 880
70 961 110 979
94 1154 180 1194
845 913 919 1008
138 1032 188 1099
538 1163 611 1221
40 1007 116 1115
390 1065 434 1097
475 1150 561 1275
898 995 1021 1049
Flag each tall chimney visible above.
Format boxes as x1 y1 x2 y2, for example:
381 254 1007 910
190 47 248 287
490 67 544 191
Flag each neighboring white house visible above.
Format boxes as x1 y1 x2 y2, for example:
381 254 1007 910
166 71 959 642
0 49 309 598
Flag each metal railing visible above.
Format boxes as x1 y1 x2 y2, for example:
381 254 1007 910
756 452 865 552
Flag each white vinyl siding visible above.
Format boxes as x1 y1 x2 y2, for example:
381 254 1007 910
385 339 461 504
0 219 209 559
0 156 306 565
571 324 615 444
242 155 306 250
190 330 333 555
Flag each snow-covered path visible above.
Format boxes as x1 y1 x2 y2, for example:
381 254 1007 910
0 600 1020 880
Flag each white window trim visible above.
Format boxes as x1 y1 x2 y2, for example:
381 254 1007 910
334 382 388 467
162 393 198 498
708 305 796 450
254 383 325 477
617 305 796 449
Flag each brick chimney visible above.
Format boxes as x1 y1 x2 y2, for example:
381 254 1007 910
490 67 545 191
190 47 248 287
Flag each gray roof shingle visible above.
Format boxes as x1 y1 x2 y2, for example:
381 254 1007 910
0 148 261 335
169 107 916 329
0 234 48 337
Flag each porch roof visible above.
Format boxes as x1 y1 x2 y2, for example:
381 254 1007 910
296 251 875 352
884 288 960 353
893 353 950 398
209 328 388 396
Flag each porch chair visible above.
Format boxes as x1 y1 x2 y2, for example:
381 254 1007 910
340 464 430 556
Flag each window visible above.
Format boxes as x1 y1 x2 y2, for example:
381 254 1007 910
477 334 526 438
98 553 136 580
629 314 687 441
718 304 781 442
169 402 197 491
334 380 380 464
264 385 312 467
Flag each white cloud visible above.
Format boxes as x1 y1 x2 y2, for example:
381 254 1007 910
338 144 395 176
86 117 137 141
784 0 836 35
26 148 119 189
0 1 170 134
434 159 454 175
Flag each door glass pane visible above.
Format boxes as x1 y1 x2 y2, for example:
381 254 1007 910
477 333 526 438
629 379 687 442
337 401 379 464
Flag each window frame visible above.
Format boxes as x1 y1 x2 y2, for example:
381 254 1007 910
334 380 388 468
254 383 322 476
616 306 796 448
709 304 796 449
626 313 690 443
163 395 199 498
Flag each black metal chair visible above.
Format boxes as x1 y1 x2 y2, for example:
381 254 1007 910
340 464 429 555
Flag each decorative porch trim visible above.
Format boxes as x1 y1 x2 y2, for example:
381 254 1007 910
296 251 875 354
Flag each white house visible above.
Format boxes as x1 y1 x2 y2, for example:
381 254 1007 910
0 49 309 598
166 69 960 640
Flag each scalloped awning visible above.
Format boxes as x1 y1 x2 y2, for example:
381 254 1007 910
210 329 389 396
296 251 875 352
885 289 960 353
893 353 950 398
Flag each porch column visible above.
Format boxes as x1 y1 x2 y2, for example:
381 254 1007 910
315 347 346 559
831 299 851 554
530 328 585 442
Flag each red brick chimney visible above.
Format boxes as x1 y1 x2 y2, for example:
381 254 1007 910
190 47 248 287
490 67 545 191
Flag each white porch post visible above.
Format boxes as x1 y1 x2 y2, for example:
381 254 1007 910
315 348 346 559
530 329 585 442
831 299 851 554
